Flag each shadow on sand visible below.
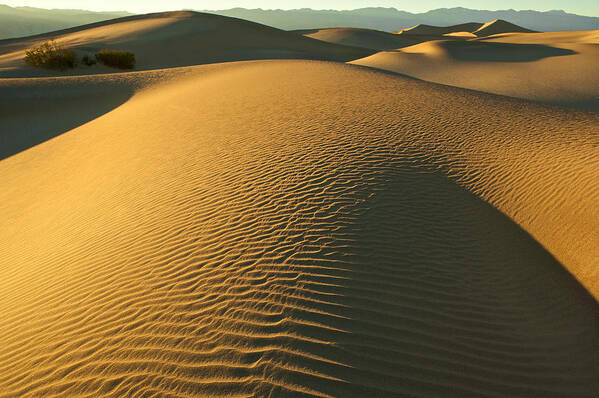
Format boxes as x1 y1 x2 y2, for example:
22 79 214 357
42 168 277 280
266 163 599 396
0 80 133 160
439 40 577 62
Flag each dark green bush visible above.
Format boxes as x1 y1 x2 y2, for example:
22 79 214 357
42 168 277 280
81 54 97 66
95 49 135 70
24 40 77 70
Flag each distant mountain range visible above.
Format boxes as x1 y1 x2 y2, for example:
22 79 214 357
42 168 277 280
205 7 599 33
0 4 131 39
0 4 597 41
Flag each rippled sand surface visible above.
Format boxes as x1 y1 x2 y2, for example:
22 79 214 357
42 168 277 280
1 61 598 397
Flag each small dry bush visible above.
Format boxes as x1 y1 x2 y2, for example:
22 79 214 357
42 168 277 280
95 49 135 69
24 40 77 70
81 54 97 66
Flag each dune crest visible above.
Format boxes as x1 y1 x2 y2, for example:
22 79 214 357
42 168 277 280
474 19 537 36
296 27 421 50
351 29 599 111
396 22 483 36
0 11 372 77
0 60 598 397
1 6 598 397
395 20 534 38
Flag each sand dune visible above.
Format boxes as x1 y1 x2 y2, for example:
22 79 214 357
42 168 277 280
1 60 598 397
296 20 532 53
0 11 372 77
474 19 536 36
352 30 599 111
0 66 200 160
396 22 483 36
296 27 423 50
444 31 478 38
396 20 534 38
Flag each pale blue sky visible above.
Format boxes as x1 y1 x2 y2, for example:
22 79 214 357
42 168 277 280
4 1 599 17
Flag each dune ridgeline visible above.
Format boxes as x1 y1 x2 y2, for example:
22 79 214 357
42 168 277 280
0 11 373 77
0 10 598 398
344 20 599 111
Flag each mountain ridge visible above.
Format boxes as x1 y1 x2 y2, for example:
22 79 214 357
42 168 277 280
204 6 599 32
0 3 131 39
1 4 598 40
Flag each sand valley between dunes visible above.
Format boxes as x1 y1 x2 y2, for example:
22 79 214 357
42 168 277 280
0 10 598 398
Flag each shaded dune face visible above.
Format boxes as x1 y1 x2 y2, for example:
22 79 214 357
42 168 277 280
396 22 484 36
0 77 133 160
395 21 534 38
403 40 576 62
473 20 536 37
351 30 599 111
0 61 598 397
297 21 526 53
297 28 424 51
0 67 199 160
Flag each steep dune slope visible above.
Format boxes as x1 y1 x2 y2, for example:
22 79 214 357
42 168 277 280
395 20 533 37
0 11 373 77
351 30 599 111
396 22 483 35
0 66 197 160
0 61 598 397
295 22 500 53
474 19 536 36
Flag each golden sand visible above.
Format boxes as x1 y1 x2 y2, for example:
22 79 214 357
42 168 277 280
0 11 371 78
1 60 598 397
351 30 599 111
1 11 598 398
299 27 422 50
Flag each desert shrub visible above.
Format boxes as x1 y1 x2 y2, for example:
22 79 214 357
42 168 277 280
24 40 77 70
95 49 135 69
81 54 97 66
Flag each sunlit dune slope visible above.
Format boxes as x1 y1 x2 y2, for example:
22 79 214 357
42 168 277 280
300 21 537 54
396 22 483 36
0 11 373 77
351 30 599 111
0 60 598 397
474 19 537 36
395 20 534 38
0 66 200 160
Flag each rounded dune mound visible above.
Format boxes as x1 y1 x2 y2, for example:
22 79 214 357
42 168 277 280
396 22 483 36
351 30 599 111
474 19 536 37
0 60 598 397
444 31 477 38
479 29 599 45
296 27 421 50
394 40 451 56
0 11 373 77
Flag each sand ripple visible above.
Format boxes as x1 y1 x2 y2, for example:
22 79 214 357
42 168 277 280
0 61 597 397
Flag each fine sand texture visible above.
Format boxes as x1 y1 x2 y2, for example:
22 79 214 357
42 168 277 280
351 29 599 111
0 60 598 397
0 11 373 78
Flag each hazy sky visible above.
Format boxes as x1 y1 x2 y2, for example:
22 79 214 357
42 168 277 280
4 1 599 16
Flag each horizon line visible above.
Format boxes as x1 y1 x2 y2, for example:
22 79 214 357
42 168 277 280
2 3 597 18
